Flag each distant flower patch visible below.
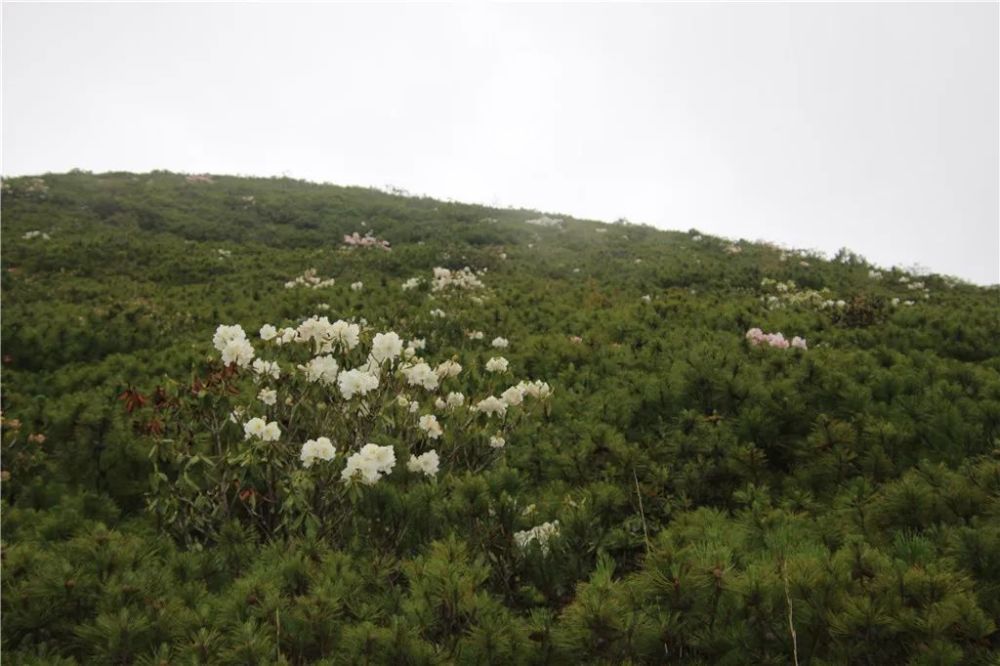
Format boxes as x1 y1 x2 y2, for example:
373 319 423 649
343 231 391 250
746 328 807 350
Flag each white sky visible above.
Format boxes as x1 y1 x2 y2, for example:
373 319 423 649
3 2 998 284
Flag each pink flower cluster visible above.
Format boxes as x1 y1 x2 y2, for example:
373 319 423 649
343 232 391 251
746 328 807 350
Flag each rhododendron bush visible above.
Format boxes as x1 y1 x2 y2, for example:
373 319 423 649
144 316 551 543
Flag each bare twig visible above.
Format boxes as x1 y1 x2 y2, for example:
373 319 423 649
632 467 651 554
782 559 800 666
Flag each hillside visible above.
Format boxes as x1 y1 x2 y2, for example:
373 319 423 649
2 170 999 664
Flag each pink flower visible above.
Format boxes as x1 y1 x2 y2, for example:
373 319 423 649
746 328 804 351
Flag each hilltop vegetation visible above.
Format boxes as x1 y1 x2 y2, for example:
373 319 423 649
2 171 999 665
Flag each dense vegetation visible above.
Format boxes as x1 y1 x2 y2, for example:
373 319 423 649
2 170 999 665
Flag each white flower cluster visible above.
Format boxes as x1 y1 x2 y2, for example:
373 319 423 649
341 443 396 485
525 216 563 228
759 279 831 311
514 520 561 554
471 379 552 418
370 332 403 364
401 362 439 391
211 315 552 500
401 277 423 291
338 368 379 399
431 266 485 292
418 414 443 439
22 230 52 240
299 437 336 467
350 281 364 292
301 355 339 385
284 268 336 290
295 317 361 353
343 231 391 250
472 396 507 417
213 324 256 368
244 417 281 441
436 392 465 410
407 450 440 477
435 360 462 378
491 337 509 349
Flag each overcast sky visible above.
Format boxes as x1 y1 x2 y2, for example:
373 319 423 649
3 2 997 284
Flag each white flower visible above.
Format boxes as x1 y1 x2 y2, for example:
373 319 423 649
251 358 281 380
261 421 281 441
329 320 361 350
338 368 379 399
350 281 364 291
221 338 255 368
258 388 277 406
517 380 552 400
275 327 298 345
302 355 339 385
435 360 462 379
791 336 808 350
300 437 336 468
430 266 484 291
491 337 509 349
407 338 426 351
473 396 507 417
485 357 509 374
434 397 447 410
244 418 280 441
370 332 404 364
259 324 277 341
467 330 485 340
514 520 560 554
213 324 247 353
409 401 420 414
501 385 525 407
341 443 396 485
402 277 422 290
402 362 439 391
489 434 506 449
243 417 266 440
407 450 440 477
641 294 652 303
419 414 443 439
429 308 446 319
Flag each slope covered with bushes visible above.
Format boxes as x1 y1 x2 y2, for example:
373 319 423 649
2 171 999 664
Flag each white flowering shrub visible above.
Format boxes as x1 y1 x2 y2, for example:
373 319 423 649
284 268 336 289
143 316 552 543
